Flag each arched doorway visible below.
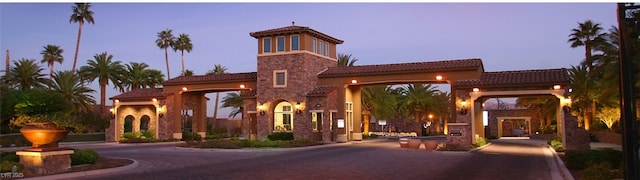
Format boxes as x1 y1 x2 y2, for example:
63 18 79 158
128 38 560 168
140 115 150 132
273 101 294 132
124 115 134 133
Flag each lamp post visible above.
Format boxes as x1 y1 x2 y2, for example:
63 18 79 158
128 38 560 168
617 3 640 179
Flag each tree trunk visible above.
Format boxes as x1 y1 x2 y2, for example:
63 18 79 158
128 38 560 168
49 61 54 80
181 50 185 76
165 47 170 78
213 92 220 122
72 21 83 72
100 81 106 116
585 100 596 130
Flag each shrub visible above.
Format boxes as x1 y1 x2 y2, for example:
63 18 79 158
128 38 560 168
548 138 563 152
71 149 100 165
122 132 141 140
589 133 599 142
141 131 154 139
0 151 19 162
363 134 379 139
0 161 23 173
564 148 623 170
182 131 203 142
581 162 612 180
475 137 488 147
267 132 294 141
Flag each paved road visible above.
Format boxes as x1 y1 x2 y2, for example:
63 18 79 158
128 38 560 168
71 139 554 180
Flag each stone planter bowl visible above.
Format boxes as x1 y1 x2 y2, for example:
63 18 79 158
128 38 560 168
20 123 69 150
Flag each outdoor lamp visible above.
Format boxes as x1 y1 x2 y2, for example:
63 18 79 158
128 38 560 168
109 108 116 118
295 102 302 114
259 104 265 116
157 107 164 118
459 99 468 115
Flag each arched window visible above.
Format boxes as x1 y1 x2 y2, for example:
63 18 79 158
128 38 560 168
140 115 150 132
274 101 294 131
124 115 134 133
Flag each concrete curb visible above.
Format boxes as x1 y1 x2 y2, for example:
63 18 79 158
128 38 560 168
544 146 574 180
21 157 139 180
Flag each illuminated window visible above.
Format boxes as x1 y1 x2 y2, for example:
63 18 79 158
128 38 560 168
273 70 287 87
274 102 294 131
277 36 285 52
291 35 299 51
263 38 271 53
311 112 323 131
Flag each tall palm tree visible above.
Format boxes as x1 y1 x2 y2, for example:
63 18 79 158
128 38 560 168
79 52 125 114
337 53 358 67
50 70 96 113
362 85 397 134
568 20 606 72
221 92 243 118
156 29 175 78
430 91 450 133
172 33 193 76
401 84 438 135
5 58 49 90
69 3 95 72
207 64 228 119
40 44 64 80
183 69 194 76
569 64 600 130
123 62 164 91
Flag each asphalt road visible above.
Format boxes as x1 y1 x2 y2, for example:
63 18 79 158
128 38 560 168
73 140 553 180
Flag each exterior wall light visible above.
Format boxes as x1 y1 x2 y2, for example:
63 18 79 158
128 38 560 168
553 85 561 90
295 102 302 114
563 97 572 113
240 84 246 89
258 104 265 116
436 75 443 81
473 88 480 92
182 87 188 91
459 99 468 115
157 107 164 118
351 79 358 84
109 108 116 118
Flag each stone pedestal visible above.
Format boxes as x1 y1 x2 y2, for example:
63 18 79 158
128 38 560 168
446 123 472 150
336 134 348 143
16 150 74 175
351 133 362 141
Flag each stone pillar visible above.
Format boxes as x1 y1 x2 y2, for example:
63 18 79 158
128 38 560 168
17 150 74 175
563 112 590 151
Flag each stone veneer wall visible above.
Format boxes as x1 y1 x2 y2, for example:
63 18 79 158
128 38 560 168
307 90 338 142
112 105 157 140
159 95 175 139
591 131 622 145
563 112 590 151
446 89 473 150
256 52 337 140
241 96 257 138
487 109 540 137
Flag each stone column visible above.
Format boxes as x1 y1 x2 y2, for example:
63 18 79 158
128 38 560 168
17 150 74 175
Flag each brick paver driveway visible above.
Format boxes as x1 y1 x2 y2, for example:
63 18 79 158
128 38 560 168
73 139 555 180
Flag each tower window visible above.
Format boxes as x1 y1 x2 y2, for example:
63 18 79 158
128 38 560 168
291 35 299 51
325 43 329 56
263 38 271 53
277 36 285 52
319 40 323 54
274 70 287 87
312 38 317 53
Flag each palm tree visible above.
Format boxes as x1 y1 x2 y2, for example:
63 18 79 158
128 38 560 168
156 29 175 78
568 20 606 72
146 69 164 88
5 58 49 90
50 70 96 113
173 33 193 76
69 3 95 72
400 84 439 135
123 62 163 91
221 92 243 118
362 85 397 134
569 64 600 130
207 64 228 119
183 69 194 76
79 52 125 114
430 91 450 133
337 53 358 67
40 44 64 80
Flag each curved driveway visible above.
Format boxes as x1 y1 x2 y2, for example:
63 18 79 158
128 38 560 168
70 139 558 180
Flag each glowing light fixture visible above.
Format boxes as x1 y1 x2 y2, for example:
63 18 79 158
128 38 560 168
473 88 480 92
435 75 443 81
152 98 157 102
258 104 265 115
553 85 561 90
351 79 358 84
295 102 302 114
459 99 468 115
240 84 246 89
114 99 120 103
182 87 188 91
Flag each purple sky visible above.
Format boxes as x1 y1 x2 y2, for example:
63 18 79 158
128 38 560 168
0 3 618 117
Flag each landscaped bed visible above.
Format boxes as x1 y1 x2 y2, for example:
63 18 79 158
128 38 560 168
180 139 323 149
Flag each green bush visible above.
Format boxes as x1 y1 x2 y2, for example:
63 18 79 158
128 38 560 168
581 162 612 180
564 148 623 170
122 132 141 140
475 137 488 147
0 151 19 162
363 134 379 139
548 138 563 152
141 131 154 139
0 161 23 173
267 132 294 141
71 149 100 165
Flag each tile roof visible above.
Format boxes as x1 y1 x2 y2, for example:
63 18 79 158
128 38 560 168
249 25 344 44
163 72 257 86
306 86 337 96
318 58 483 78
454 68 570 89
110 88 168 101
